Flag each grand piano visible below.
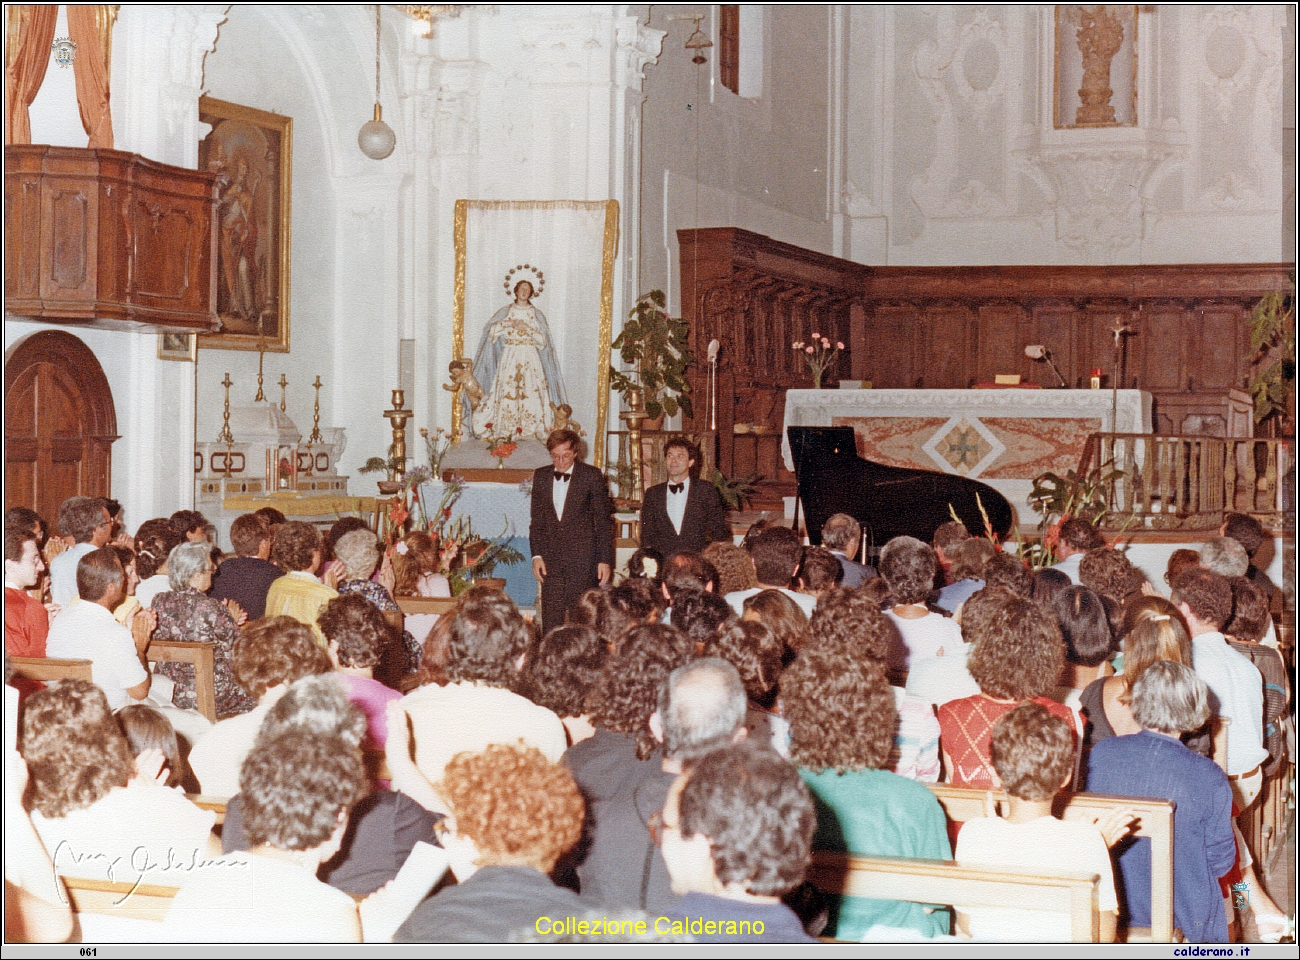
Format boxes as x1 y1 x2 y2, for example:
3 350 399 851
789 426 1014 553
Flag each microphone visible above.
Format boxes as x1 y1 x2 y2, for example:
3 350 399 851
1025 344 1068 388
707 339 720 363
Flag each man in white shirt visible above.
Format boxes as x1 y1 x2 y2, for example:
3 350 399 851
46 496 113 607
1048 517 1106 586
1171 568 1267 808
639 438 732 561
46 546 151 710
725 526 816 618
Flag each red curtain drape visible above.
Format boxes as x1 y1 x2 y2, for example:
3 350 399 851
66 5 113 148
4 4 58 145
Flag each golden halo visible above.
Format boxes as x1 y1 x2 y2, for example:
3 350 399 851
503 264 545 297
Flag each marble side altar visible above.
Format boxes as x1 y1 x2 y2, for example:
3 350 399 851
782 388 1153 512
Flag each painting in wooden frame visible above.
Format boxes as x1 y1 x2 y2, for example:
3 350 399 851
157 332 197 362
197 96 293 352
451 200 619 469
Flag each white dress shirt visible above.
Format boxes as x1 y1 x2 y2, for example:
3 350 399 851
665 476 689 534
1192 630 1267 775
552 469 572 521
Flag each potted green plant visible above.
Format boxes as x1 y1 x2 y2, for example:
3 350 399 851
1246 280 1295 435
610 290 695 424
359 446 404 494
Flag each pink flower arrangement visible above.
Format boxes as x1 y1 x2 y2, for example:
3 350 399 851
791 333 846 388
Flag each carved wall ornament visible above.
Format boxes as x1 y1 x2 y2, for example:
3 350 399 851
1197 6 1281 127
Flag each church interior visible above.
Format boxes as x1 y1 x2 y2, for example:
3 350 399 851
4 3 1296 944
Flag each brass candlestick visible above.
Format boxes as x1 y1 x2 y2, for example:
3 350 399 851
254 339 267 402
278 374 288 412
217 373 234 444
620 388 648 502
308 376 324 445
383 388 413 478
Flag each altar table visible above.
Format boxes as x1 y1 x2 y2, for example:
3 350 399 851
417 480 536 608
782 388 1153 510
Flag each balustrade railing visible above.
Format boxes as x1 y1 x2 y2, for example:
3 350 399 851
1078 434 1294 531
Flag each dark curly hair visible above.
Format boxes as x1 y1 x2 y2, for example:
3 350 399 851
806 587 892 663
441 743 584 873
240 730 368 851
445 587 532 688
948 537 995 583
134 517 183 580
780 635 898 774
963 588 1064 700
230 513 271 557
1222 513 1266 557
590 623 695 759
796 546 843 593
1058 517 1106 553
527 624 608 718
609 577 665 624
233 616 332 698
672 589 736 651
878 536 937 605
677 741 815 897
1079 547 1145 605
318 593 393 669
703 620 783 703
58 496 107 544
662 552 719 600
567 587 639 651
990 702 1074 802
323 516 370 564
981 552 1033 597
1226 576 1270 642
1170 568 1233 631
21 679 134 819
747 527 802 588
701 541 757 595
740 589 809 657
271 521 323 573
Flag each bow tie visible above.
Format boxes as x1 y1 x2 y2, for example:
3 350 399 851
554 471 570 482
668 482 684 495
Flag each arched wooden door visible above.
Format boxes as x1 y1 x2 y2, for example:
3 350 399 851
5 331 118 533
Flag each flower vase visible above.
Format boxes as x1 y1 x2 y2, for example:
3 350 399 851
811 369 823 390
496 458 505 469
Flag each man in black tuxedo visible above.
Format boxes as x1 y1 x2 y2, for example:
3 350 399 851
530 429 614 630
639 437 732 562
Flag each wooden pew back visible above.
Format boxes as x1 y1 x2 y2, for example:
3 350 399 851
807 851 1102 942
925 784 1175 942
8 656 93 684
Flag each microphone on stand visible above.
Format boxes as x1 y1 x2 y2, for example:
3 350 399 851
707 339 720 431
1025 344 1069 388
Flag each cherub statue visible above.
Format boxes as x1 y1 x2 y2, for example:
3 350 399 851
443 359 485 412
549 401 585 437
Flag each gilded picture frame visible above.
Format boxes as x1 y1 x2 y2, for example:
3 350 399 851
157 332 197 362
452 199 619 469
197 96 293 352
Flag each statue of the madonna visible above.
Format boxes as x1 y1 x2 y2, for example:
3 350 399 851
469 279 566 441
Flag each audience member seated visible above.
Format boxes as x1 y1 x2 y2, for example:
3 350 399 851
781 621 950 939
1051 586 1115 709
117 703 194 792
163 729 369 941
5 523 50 659
152 541 257 718
937 588 1074 788
660 741 817 942
21 679 216 884
188 616 331 796
625 545 663 581
392 531 452 598
795 545 842 601
980 551 1034 597
208 513 282 620
333 530 405 638
265 521 340 647
878 536 963 678
221 675 441 898
1031 566 1073 608
1224 577 1290 780
1200 536 1249 580
672 588 735 655
1079 547 1147 611
108 544 142 626
821 512 877 588
1221 512 1276 606
400 587 566 783
1170 569 1266 808
931 520 972 585
5 506 48 553
526 624 608 746
609 576 668 628
701 540 757 597
133 518 183 609
1049 518 1105 585
1164 548 1202 594
657 552 718 619
573 657 746 914
169 510 211 545
726 527 815 618
936 537 994 614
394 744 586 942
46 547 153 711
955 703 1123 941
1085 662 1236 943
47 496 113 608
739 588 809 661
704 619 784 751
318 594 403 753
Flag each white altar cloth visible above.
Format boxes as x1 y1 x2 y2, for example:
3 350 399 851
782 388 1153 510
